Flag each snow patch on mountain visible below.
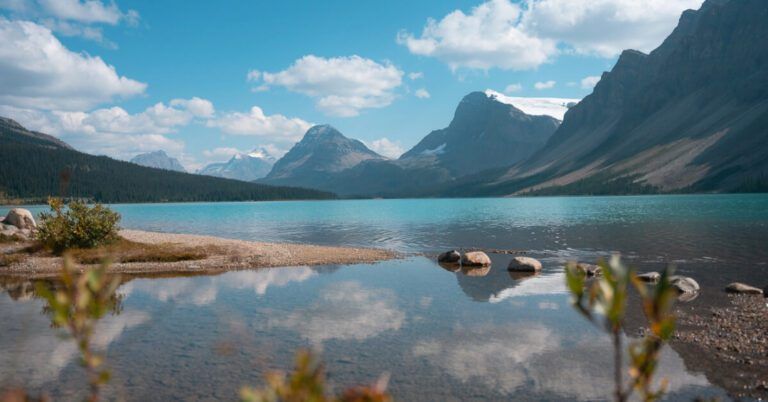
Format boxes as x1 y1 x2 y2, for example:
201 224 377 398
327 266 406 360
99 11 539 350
484 90 580 121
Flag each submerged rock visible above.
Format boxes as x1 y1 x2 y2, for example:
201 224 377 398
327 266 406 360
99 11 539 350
461 251 491 267
636 272 661 283
437 250 461 264
507 256 542 272
508 271 538 281
670 276 700 296
4 208 36 230
725 282 763 295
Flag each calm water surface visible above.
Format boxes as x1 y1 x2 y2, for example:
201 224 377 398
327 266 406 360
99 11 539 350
3 195 768 400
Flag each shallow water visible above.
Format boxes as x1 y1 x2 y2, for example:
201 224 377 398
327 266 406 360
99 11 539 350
3 194 768 400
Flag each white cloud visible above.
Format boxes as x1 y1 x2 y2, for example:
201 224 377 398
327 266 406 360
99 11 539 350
534 80 556 90
408 72 424 80
414 88 431 99
208 106 311 143
170 97 215 118
368 137 405 159
504 83 523 93
1 0 140 43
397 0 555 71
203 147 244 159
246 69 261 82
1 97 212 160
580 75 601 89
252 55 404 117
399 0 703 70
0 18 146 110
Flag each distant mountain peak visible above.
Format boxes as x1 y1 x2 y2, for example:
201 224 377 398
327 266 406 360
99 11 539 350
200 147 275 181
130 150 186 172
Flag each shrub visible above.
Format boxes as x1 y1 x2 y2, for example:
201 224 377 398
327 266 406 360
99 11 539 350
36 198 121 253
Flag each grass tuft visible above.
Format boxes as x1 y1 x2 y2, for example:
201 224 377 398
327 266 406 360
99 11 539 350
68 237 208 265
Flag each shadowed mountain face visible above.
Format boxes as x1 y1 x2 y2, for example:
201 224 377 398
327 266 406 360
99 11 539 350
259 94 561 197
458 0 768 196
400 91 561 177
0 117 72 150
131 150 186 173
260 125 387 189
199 148 275 182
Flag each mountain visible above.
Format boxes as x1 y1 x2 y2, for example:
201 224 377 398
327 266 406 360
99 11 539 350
452 0 768 196
259 93 565 196
130 150 186 172
199 148 275 181
260 125 387 189
399 91 565 177
0 117 334 203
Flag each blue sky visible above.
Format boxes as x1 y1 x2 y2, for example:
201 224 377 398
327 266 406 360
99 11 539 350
0 0 703 170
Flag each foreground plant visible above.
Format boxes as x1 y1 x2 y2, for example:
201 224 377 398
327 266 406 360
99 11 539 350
565 255 677 402
36 257 122 402
36 198 120 253
241 350 392 402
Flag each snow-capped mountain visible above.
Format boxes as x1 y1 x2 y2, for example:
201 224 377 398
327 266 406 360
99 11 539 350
483 90 580 121
199 148 276 182
130 150 186 172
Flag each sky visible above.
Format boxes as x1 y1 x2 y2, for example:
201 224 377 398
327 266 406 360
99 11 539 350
0 0 705 171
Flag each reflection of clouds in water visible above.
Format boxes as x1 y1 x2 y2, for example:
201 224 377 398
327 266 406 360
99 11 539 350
122 267 316 305
413 323 712 400
0 309 149 387
413 324 558 393
489 272 567 303
270 281 405 346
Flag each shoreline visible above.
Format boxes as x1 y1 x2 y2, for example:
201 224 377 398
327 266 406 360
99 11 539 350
0 229 399 279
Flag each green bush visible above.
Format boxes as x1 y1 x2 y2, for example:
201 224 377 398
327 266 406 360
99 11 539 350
36 198 121 253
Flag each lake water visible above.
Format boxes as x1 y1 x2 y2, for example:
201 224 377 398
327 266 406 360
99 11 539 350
3 195 768 400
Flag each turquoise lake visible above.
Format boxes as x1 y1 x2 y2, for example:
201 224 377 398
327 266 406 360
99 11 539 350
2 194 768 400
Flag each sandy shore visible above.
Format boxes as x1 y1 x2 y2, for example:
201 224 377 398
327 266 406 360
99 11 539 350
0 229 398 279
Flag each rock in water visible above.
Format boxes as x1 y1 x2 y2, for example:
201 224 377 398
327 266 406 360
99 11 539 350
461 251 491 267
461 265 490 277
4 209 36 230
508 256 543 272
725 282 763 295
670 276 700 295
438 250 461 264
636 272 661 283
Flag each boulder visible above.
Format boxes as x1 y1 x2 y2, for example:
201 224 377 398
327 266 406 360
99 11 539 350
507 256 542 272
636 272 661 283
4 209 36 230
725 282 763 295
461 251 491 267
576 263 601 277
437 250 461 264
670 276 700 295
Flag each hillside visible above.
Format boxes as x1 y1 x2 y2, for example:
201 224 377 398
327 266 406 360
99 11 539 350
0 118 334 203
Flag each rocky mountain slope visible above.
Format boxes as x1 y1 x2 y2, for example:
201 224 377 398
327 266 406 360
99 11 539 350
453 0 768 196
130 150 186 172
199 148 275 181
0 118 333 202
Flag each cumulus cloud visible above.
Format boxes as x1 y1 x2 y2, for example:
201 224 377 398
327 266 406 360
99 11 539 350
397 0 555 71
414 88 431 99
0 18 146 110
398 0 703 70
534 80 556 90
1 97 212 159
1 0 139 44
504 83 523 93
580 75 601 89
251 55 404 117
208 106 311 143
368 137 405 159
